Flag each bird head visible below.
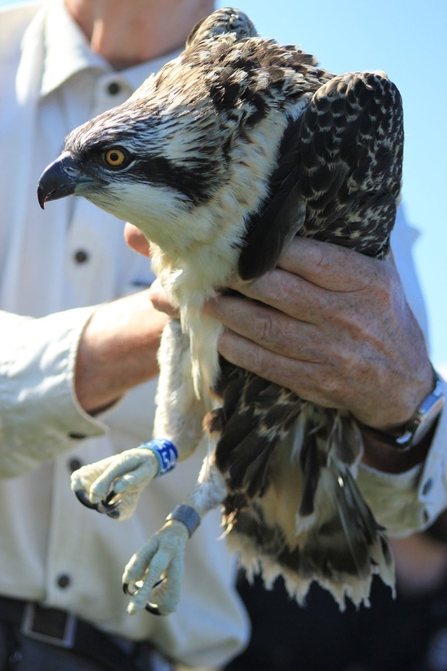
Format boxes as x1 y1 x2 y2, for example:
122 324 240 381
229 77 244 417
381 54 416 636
37 23 327 265
37 49 235 252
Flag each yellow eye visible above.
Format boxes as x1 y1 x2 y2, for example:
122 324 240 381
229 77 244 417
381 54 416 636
104 148 127 167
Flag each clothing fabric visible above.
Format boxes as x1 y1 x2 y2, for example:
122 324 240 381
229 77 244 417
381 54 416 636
0 2 248 668
226 570 447 671
0 0 446 668
0 619 171 671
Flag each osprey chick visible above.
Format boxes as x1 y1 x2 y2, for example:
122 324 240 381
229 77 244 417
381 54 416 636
38 8 403 615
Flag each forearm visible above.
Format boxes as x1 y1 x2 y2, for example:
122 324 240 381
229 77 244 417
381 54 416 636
0 306 105 477
75 290 167 413
0 291 167 476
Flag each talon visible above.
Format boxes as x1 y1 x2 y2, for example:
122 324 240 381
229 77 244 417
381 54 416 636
123 582 139 596
145 603 163 616
123 576 166 616
96 490 121 516
123 577 165 596
75 488 121 516
108 509 120 519
75 489 98 510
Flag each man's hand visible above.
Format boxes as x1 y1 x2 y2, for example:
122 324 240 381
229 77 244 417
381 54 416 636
75 286 167 415
204 237 433 435
74 224 168 414
124 222 151 257
137 226 435 473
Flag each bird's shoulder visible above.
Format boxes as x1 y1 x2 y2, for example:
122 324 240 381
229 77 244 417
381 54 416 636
140 35 332 113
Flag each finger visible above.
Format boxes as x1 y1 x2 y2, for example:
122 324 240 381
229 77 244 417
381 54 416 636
204 295 322 361
217 330 332 407
148 279 179 317
217 329 298 388
124 223 150 257
277 237 383 292
223 266 333 323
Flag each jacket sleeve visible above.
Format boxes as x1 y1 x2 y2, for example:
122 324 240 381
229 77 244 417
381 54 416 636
356 206 446 536
357 375 447 537
0 306 106 477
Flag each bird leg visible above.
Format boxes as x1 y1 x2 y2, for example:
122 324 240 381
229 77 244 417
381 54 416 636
122 449 227 615
71 318 207 519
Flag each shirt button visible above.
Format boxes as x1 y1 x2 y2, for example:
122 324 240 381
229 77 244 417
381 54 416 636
107 81 121 95
68 458 82 472
74 250 89 264
57 574 71 589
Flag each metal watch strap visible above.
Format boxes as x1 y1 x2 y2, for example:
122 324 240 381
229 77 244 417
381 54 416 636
361 372 444 452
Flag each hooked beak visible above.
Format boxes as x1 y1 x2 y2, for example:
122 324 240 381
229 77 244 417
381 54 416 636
37 152 89 209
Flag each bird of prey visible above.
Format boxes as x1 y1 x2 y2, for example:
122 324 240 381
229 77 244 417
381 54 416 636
38 7 403 616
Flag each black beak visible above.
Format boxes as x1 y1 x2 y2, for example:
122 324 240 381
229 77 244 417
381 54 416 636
37 153 83 209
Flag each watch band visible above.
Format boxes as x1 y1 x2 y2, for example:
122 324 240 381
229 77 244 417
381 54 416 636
361 372 445 452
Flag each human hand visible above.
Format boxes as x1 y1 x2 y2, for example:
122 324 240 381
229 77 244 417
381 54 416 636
204 237 433 435
124 222 150 257
124 223 178 317
75 290 167 414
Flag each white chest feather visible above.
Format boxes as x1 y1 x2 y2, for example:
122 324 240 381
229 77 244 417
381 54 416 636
147 111 301 397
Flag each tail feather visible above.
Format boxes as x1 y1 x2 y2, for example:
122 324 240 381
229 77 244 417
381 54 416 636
224 406 394 609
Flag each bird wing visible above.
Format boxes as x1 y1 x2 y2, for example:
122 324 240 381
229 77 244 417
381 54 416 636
210 70 402 608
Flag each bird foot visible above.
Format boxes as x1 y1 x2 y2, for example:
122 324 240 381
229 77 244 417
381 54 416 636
122 519 190 615
70 447 159 520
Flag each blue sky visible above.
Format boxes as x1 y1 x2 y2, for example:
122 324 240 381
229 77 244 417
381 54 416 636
2 0 446 371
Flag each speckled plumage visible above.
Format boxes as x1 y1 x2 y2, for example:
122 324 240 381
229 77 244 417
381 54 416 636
38 8 403 612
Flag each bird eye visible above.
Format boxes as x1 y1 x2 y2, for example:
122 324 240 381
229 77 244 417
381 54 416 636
104 148 128 168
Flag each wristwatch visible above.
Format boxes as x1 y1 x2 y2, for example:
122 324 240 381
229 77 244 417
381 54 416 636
361 372 445 452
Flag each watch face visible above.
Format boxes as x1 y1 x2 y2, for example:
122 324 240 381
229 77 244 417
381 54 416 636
404 376 445 450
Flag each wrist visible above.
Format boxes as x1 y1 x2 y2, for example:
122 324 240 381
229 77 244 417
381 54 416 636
360 371 444 452
361 424 436 474
75 292 166 413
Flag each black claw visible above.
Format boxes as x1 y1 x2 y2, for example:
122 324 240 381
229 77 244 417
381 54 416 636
75 488 120 516
75 489 98 510
106 509 120 519
123 578 166 615
145 603 163 616
97 490 121 515
123 582 138 596
96 501 120 515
